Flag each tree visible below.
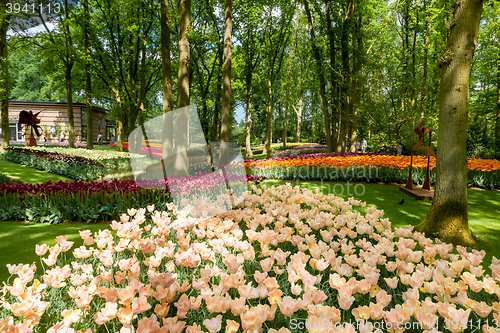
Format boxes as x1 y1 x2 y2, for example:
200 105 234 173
84 0 93 149
161 0 174 164
415 0 484 247
174 0 190 175
302 0 333 153
0 0 9 153
219 0 233 166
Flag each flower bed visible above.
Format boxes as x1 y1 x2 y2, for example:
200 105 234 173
246 153 500 189
270 146 327 158
4 147 105 181
0 175 265 223
9 141 87 147
1 184 499 332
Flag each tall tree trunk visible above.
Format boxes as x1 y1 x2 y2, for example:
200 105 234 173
65 63 75 148
211 44 223 144
175 0 190 176
350 13 363 152
339 0 354 152
294 94 303 143
303 0 333 153
115 87 126 152
263 63 273 158
244 70 253 158
0 1 8 153
416 0 483 247
421 0 435 118
161 0 174 165
64 0 75 148
326 1 338 150
219 0 233 167
84 0 93 149
496 55 500 158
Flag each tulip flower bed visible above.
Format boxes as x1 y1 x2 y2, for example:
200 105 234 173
246 153 500 189
1 183 499 333
270 145 327 158
9 141 88 148
4 147 105 181
0 175 265 224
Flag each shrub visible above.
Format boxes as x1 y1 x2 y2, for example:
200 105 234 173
4 147 104 181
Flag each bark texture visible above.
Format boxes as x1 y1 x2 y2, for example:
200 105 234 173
84 0 93 149
219 0 233 167
161 0 174 162
174 0 190 176
415 0 484 248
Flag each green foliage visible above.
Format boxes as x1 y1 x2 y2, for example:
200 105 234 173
0 173 8 185
0 190 171 224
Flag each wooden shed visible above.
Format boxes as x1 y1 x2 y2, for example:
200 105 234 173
0 101 115 143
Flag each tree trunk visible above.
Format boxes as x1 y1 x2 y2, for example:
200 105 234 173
421 0 435 118
114 86 126 152
0 1 8 153
496 55 500 158
65 62 75 148
244 63 253 158
64 0 75 148
161 0 174 163
295 94 302 143
84 0 93 149
211 44 223 144
339 0 354 153
175 0 190 176
326 1 338 150
263 64 273 158
303 0 333 153
350 13 363 152
415 0 483 247
219 0 233 167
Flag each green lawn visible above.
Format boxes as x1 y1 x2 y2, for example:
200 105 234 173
0 222 111 283
0 159 72 184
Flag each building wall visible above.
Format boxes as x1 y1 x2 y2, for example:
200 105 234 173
0 103 110 143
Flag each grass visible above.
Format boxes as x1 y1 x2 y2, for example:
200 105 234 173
0 222 111 283
0 158 73 184
262 180 500 274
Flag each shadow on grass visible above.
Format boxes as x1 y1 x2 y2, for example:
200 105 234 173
0 159 72 184
0 222 110 283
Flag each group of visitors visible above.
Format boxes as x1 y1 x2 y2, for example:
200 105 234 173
355 138 368 153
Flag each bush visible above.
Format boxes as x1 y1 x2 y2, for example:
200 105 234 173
0 173 8 185
4 147 104 181
0 184 499 332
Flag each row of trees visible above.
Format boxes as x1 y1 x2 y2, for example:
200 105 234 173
1 0 498 159
0 0 494 245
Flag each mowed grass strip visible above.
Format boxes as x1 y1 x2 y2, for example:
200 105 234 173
0 158 72 184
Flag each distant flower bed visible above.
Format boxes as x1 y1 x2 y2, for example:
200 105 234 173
245 153 500 189
0 184 499 332
9 141 87 147
270 146 327 157
4 147 104 181
110 143 206 159
0 174 265 223
29 146 135 167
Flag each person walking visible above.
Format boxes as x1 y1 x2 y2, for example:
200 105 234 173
356 141 361 153
97 132 103 145
361 138 367 153
59 131 65 142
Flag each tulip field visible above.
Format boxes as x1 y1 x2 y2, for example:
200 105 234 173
0 145 500 332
